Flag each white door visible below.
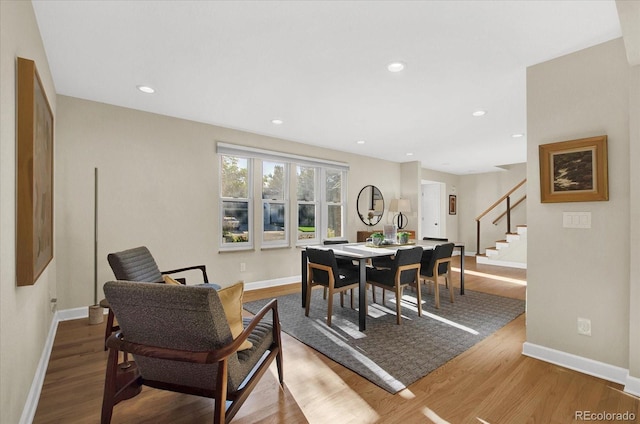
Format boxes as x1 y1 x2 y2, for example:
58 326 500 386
421 182 443 238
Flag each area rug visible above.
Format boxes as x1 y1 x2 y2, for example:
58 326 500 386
244 286 525 394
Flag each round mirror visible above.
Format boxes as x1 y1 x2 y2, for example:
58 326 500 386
357 185 384 226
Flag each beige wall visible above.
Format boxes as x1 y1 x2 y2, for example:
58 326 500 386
420 168 462 243
628 64 640 378
526 39 633 369
0 1 58 423
55 96 404 309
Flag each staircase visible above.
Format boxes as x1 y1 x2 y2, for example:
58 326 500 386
476 225 527 269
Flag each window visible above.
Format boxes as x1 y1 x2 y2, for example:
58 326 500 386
262 161 288 246
297 166 317 242
220 155 251 248
217 142 349 249
324 169 345 239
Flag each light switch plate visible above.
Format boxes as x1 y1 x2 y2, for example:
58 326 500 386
563 212 591 229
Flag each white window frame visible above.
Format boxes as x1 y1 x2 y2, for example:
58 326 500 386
321 168 347 242
296 165 320 245
262 161 289 248
217 142 349 249
220 155 253 251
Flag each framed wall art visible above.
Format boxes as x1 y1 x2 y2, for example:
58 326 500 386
538 135 608 203
16 57 54 286
449 195 457 215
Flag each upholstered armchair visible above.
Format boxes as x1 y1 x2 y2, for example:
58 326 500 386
101 280 283 424
101 246 219 349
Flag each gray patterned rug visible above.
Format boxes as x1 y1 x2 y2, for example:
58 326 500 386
244 286 525 394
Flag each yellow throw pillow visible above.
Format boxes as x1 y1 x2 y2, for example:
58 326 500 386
162 275 182 285
217 281 253 351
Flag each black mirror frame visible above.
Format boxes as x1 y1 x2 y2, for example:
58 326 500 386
357 185 384 226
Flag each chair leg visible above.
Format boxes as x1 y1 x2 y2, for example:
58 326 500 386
416 280 422 317
447 273 454 303
434 275 441 309
104 309 115 350
350 288 354 309
371 284 377 303
305 283 313 317
101 347 119 424
327 287 334 327
395 285 403 325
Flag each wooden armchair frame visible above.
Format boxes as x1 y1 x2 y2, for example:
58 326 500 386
101 298 283 424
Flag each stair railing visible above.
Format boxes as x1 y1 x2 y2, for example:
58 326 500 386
475 179 526 253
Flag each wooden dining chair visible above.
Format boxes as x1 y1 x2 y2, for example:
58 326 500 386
306 248 360 327
419 243 455 309
366 246 422 324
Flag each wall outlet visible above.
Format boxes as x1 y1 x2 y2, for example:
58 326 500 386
577 317 591 336
240 262 246 272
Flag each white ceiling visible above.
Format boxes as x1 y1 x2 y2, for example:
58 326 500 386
32 0 622 174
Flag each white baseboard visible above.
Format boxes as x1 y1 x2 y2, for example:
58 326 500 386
19 311 60 424
20 305 108 423
625 375 640 397
244 275 300 291
522 342 639 396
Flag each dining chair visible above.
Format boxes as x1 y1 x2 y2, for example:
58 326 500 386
419 242 455 309
366 246 422 325
305 248 360 327
323 239 357 271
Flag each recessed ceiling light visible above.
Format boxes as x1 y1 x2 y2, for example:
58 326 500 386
387 62 405 72
271 119 283 125
406 152 414 156
511 133 524 138
356 140 365 145
136 85 155 94
472 110 486 117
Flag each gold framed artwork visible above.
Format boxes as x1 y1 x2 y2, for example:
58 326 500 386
17 57 54 286
539 135 608 203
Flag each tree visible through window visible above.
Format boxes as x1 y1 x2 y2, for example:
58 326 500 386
221 156 250 245
263 162 287 245
325 169 343 239
297 166 316 241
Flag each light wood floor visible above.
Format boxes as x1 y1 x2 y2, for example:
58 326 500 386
34 257 638 423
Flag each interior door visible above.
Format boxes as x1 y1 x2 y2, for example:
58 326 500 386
421 182 443 238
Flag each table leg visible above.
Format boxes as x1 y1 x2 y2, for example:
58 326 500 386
301 250 307 307
459 245 465 295
359 258 367 331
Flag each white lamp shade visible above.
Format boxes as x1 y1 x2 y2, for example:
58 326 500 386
389 198 411 213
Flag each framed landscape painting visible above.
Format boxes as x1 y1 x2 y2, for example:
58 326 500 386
539 135 608 203
17 57 54 286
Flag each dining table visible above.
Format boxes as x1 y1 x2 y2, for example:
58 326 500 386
301 240 465 331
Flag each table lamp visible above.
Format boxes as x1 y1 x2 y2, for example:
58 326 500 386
389 198 411 230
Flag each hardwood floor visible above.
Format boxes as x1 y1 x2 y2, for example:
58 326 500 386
34 257 638 423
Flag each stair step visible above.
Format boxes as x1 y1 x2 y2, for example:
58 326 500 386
495 240 510 249
485 247 499 257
